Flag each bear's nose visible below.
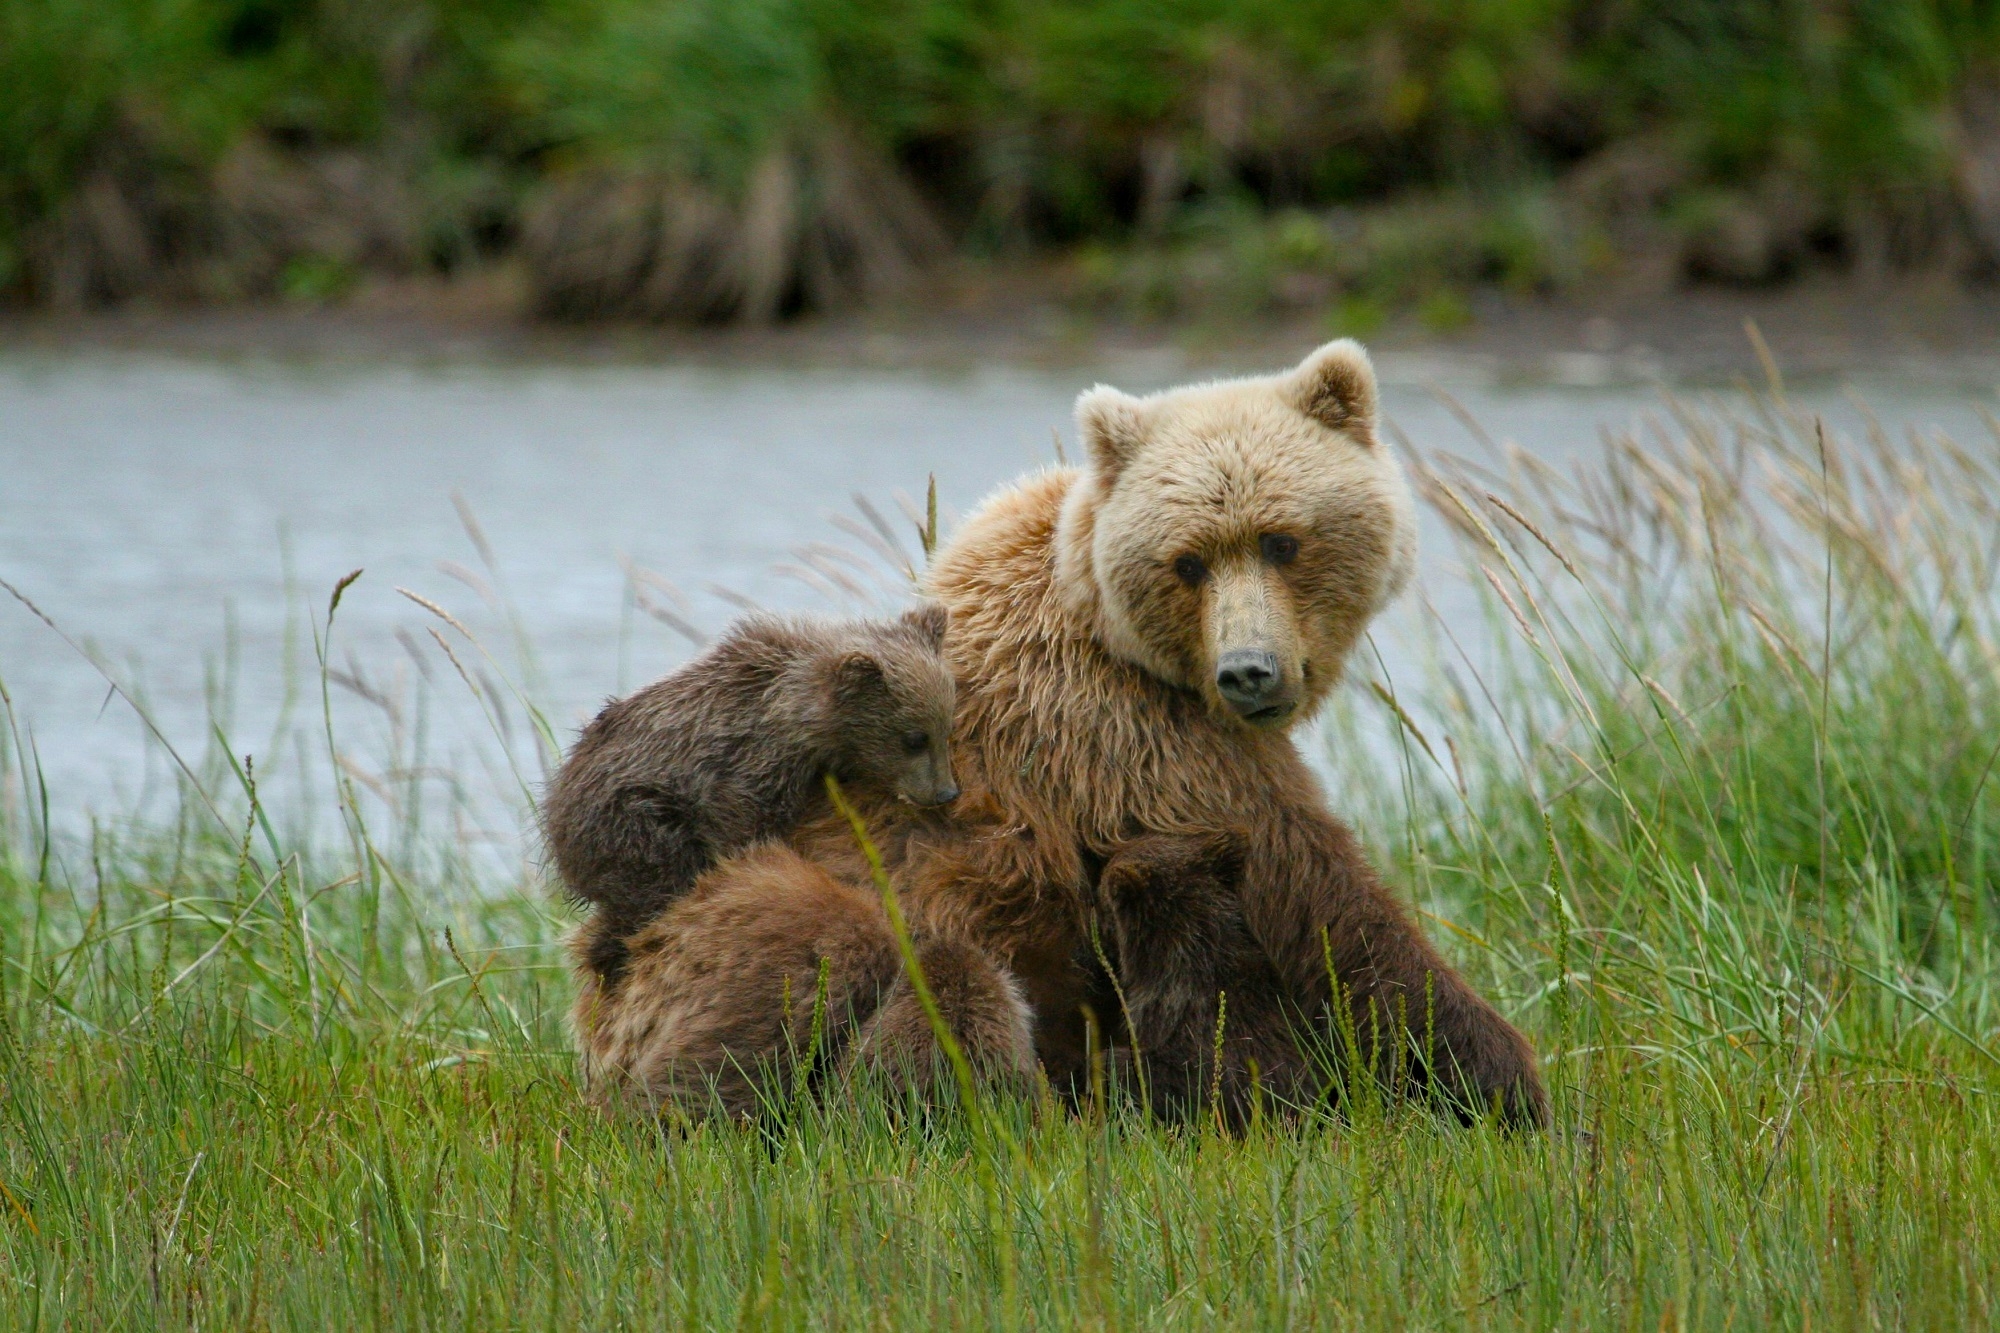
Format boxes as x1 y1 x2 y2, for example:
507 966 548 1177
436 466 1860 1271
1216 649 1282 710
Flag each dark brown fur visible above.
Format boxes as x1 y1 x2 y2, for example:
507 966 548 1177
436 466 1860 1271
543 605 957 987
1093 831 1306 1126
1094 830 1542 1128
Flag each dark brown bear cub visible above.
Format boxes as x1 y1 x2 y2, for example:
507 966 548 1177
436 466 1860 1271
1095 831 1307 1126
1099 830 1544 1129
544 604 958 987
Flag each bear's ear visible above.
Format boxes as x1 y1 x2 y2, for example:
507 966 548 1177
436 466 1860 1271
829 651 884 701
1074 384 1148 480
1283 338 1379 443
901 601 948 649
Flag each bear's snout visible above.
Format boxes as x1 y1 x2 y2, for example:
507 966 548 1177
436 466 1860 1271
898 750 961 807
1215 648 1293 722
1202 561 1305 726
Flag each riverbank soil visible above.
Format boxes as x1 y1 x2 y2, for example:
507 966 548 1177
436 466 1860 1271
4 267 1998 385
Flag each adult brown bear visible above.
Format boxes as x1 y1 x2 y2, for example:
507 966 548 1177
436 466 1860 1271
571 340 1547 1127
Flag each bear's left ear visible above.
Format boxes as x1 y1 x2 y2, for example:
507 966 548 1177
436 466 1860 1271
829 652 884 701
1282 339 1379 444
900 601 948 649
1075 384 1148 481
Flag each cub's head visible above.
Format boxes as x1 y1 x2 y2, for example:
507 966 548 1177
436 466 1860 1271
1098 829 1249 909
1055 339 1416 729
1097 829 1250 975
825 602 960 807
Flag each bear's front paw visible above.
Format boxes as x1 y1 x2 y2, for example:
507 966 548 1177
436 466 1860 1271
1440 1021 1549 1132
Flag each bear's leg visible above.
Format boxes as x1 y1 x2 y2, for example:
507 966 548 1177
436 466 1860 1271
841 936 1036 1100
1097 832 1310 1128
574 844 905 1122
1240 810 1548 1129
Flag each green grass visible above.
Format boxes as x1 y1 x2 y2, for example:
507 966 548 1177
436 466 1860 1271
3 383 1999 1327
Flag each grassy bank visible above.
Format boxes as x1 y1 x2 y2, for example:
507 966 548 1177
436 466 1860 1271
4 0 1999 322
3 383 1999 1327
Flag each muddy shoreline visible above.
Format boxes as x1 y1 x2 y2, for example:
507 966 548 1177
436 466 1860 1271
5 270 2000 388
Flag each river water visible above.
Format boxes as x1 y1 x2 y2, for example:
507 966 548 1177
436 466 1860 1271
3 345 1995 854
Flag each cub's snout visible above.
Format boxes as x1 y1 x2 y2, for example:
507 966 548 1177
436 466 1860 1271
900 753 961 807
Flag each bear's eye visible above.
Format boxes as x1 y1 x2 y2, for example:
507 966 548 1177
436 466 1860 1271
902 730 930 754
1261 533 1300 565
1172 553 1208 586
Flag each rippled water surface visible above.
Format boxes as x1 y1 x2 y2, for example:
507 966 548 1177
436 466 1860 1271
4 348 1995 841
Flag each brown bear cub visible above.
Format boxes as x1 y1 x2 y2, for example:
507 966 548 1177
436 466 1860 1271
1098 831 1539 1129
1094 831 1306 1127
543 604 959 988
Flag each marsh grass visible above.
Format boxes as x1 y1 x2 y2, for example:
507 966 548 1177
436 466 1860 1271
3 381 2000 1327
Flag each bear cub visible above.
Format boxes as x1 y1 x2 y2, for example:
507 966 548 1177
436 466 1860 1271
1096 830 1306 1126
544 603 959 987
1100 829 1542 1128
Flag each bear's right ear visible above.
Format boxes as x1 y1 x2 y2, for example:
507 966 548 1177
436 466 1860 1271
901 601 948 649
1282 338 1379 444
1075 384 1148 481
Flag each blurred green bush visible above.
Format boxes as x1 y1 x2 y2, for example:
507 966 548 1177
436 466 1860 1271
2 0 1997 317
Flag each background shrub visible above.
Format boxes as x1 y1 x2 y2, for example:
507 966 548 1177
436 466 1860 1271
3 0 1997 317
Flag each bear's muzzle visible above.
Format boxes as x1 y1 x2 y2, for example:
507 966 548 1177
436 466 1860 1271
1206 561 1303 726
1215 648 1295 723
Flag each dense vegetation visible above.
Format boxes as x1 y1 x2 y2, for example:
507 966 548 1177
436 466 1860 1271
4 384 1998 1325
4 0 1999 320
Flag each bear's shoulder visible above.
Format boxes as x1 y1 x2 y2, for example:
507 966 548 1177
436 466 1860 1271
929 467 1075 607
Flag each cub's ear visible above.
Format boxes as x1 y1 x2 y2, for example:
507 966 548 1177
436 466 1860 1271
1283 338 1379 443
1075 384 1148 480
829 652 884 700
901 601 948 649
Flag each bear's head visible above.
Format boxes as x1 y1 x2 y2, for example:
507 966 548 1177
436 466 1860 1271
1055 340 1416 730
821 603 960 808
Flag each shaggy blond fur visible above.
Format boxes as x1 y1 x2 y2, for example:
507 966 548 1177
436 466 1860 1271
574 340 1546 1127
